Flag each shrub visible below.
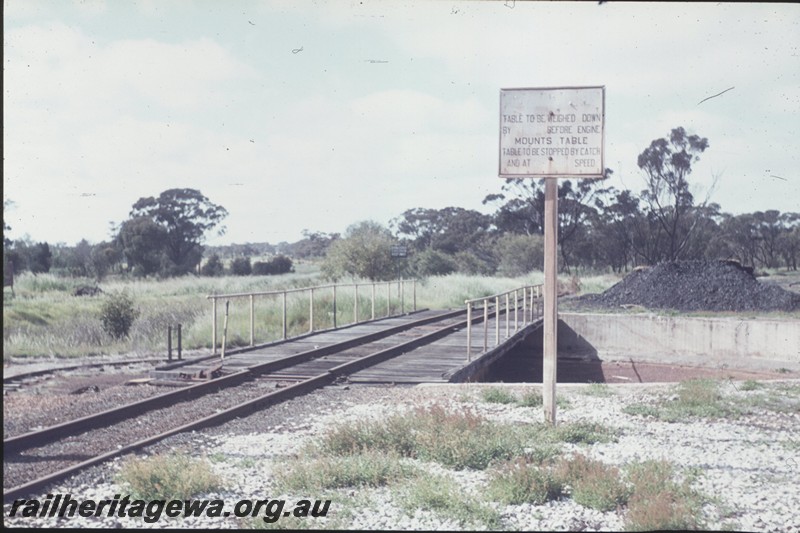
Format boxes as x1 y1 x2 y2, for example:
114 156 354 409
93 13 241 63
253 255 294 276
116 453 221 500
494 234 544 276
99 290 140 339
201 254 225 277
414 249 458 277
231 257 252 276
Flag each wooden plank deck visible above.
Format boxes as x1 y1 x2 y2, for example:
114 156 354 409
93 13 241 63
152 309 542 383
348 317 543 384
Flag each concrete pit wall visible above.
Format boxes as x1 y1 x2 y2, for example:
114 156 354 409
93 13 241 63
553 313 800 373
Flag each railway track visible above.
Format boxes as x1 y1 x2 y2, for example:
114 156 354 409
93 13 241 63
4 307 500 502
2 358 164 393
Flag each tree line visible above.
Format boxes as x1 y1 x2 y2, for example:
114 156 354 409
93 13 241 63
3 127 799 284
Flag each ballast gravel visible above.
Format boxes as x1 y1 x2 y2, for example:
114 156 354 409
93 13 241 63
4 381 799 531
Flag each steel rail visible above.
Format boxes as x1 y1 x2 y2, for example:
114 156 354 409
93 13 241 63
3 308 467 454
3 307 497 503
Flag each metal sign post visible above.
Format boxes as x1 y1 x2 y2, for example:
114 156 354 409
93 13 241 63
499 86 605 425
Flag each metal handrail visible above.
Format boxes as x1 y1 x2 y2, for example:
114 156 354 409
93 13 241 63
465 284 543 361
206 279 417 354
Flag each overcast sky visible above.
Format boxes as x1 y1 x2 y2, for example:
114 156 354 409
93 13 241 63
4 0 799 247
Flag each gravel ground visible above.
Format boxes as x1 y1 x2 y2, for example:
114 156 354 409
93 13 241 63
3 364 170 438
4 380 799 531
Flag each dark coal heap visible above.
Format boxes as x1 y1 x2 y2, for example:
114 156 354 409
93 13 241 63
578 260 800 312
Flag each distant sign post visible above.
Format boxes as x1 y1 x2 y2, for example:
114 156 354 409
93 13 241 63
499 86 605 425
390 245 408 258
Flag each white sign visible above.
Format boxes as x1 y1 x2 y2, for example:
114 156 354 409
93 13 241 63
499 86 605 178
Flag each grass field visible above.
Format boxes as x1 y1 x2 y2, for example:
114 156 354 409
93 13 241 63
3 267 611 361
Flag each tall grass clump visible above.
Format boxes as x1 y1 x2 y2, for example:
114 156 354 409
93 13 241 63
624 460 703 531
556 454 630 512
487 456 563 505
275 451 416 491
315 404 537 470
116 453 222 500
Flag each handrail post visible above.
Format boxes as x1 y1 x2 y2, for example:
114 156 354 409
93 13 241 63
177 324 182 360
530 286 535 321
466 301 472 361
282 291 287 340
514 289 519 332
211 297 217 355
495 296 500 346
167 324 172 361
333 285 337 329
505 292 510 338
249 294 255 346
522 287 527 323
413 279 417 311
483 299 489 353
401 279 405 314
371 283 376 320
387 281 391 316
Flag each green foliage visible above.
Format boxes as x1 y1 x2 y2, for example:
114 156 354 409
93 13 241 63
253 255 294 275
99 290 140 339
581 382 614 397
394 473 501 529
481 387 517 404
117 216 169 276
624 379 741 422
556 454 631 512
321 221 396 281
495 233 545 276
231 256 252 276
315 404 536 470
121 188 228 276
116 453 222 500
518 390 544 407
413 249 458 277
201 254 225 276
554 421 616 444
624 460 703 531
275 451 416 491
487 457 564 505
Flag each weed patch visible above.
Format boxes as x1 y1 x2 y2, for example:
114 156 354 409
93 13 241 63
314 404 538 470
518 391 543 407
394 473 501 529
624 460 703 531
487 457 563 505
556 454 630 512
116 453 222 500
581 383 614 397
624 379 741 421
481 387 517 404
275 451 416 491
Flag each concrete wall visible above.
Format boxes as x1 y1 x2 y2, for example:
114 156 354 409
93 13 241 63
556 313 800 373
